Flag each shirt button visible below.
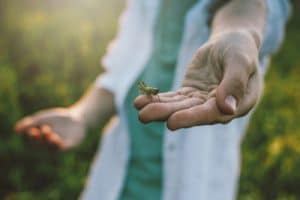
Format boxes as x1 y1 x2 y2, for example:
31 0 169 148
168 143 176 152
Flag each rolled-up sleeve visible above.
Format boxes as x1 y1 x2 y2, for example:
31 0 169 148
259 0 291 71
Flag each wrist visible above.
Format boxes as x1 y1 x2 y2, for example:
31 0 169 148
68 103 89 128
244 29 262 49
210 29 262 49
69 86 116 129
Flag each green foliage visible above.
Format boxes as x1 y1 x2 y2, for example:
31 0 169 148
238 6 300 200
0 0 123 199
0 0 299 199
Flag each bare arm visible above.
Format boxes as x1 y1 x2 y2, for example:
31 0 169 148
212 0 266 46
70 85 116 129
135 0 267 130
15 84 116 149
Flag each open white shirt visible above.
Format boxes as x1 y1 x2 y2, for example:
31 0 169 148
81 0 290 199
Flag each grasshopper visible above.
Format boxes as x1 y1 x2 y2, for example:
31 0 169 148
138 81 160 95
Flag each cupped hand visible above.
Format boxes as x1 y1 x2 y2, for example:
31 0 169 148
135 30 263 130
15 108 86 150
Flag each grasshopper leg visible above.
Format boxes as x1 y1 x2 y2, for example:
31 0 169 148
156 94 160 102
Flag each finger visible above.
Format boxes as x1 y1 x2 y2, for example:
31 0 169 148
15 111 49 133
134 94 187 109
159 91 177 97
15 117 36 133
28 127 42 139
138 97 203 123
40 124 53 135
134 87 206 109
43 132 64 151
134 95 158 109
167 98 233 130
42 131 63 149
46 133 63 147
42 130 52 141
216 55 256 115
40 124 59 145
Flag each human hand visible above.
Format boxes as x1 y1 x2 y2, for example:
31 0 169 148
135 30 263 130
15 108 86 150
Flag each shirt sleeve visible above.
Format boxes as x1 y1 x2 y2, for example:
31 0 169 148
93 0 139 94
94 72 117 94
259 0 291 71
93 0 153 96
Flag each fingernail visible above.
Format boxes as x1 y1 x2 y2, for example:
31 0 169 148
225 95 237 112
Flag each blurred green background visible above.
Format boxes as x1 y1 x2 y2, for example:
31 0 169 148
0 0 299 199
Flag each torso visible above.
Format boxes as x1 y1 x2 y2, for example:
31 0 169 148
121 0 197 199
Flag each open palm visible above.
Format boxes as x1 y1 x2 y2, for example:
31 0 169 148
15 108 86 150
135 31 263 130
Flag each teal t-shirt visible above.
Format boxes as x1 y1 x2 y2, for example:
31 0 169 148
121 1 197 199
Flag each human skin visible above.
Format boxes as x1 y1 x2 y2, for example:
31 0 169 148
135 0 267 130
15 86 116 150
15 0 267 149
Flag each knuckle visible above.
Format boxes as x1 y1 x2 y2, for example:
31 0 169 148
237 53 258 74
196 44 209 55
227 52 257 74
237 53 252 66
192 45 210 64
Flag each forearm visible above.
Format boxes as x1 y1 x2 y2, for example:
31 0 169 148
211 0 267 47
69 85 116 129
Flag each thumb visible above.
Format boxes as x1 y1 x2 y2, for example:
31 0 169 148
15 111 49 133
216 57 253 115
15 116 40 133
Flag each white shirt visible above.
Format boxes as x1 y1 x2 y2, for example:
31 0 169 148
81 0 290 199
